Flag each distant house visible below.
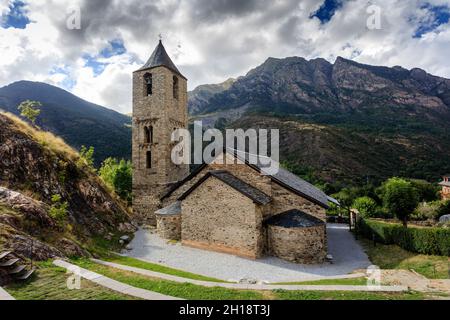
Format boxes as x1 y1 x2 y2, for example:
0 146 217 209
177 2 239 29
439 175 450 200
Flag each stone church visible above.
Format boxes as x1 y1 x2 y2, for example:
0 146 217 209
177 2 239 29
133 41 336 264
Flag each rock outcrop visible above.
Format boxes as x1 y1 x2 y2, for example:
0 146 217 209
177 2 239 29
0 113 136 261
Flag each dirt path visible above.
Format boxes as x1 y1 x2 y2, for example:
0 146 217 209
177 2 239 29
381 270 450 294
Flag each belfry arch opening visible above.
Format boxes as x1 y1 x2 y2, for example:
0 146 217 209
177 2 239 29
144 73 153 96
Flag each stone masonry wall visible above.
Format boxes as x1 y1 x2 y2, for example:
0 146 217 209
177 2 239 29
132 65 189 223
156 214 181 240
181 176 265 259
163 153 272 216
270 183 326 221
267 224 327 264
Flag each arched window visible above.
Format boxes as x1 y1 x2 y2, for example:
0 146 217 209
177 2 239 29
144 73 152 96
173 76 179 100
146 151 152 169
144 126 153 144
144 127 150 144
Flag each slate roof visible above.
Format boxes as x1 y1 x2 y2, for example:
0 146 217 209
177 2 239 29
155 201 181 216
136 40 186 79
264 209 325 228
162 149 335 209
178 170 272 206
232 149 332 209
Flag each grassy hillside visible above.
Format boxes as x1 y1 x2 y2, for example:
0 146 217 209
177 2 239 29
230 115 450 186
0 112 135 265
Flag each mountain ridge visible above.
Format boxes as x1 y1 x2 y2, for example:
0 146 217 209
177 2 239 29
188 56 450 184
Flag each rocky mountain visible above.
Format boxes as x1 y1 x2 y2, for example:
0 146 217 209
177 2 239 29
188 78 236 114
0 112 135 274
189 57 450 184
192 57 450 122
0 81 131 165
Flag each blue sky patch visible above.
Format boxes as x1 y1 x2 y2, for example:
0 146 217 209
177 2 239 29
413 3 450 38
50 66 76 90
83 40 128 76
310 0 344 24
83 54 109 75
100 39 127 58
1 0 31 29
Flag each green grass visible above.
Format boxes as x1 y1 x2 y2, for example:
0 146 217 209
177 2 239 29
72 259 264 300
4 262 137 300
274 289 425 300
360 239 449 279
72 259 435 300
274 277 368 286
101 254 227 283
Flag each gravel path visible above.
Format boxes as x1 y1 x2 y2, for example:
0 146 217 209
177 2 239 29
125 223 372 283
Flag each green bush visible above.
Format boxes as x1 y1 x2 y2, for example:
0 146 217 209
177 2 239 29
353 197 378 218
99 158 132 204
49 194 68 223
436 200 450 219
358 219 450 256
412 202 440 221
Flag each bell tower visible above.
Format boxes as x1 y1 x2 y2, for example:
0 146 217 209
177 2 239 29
132 40 189 224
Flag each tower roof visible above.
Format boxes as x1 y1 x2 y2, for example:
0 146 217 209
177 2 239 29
136 40 186 79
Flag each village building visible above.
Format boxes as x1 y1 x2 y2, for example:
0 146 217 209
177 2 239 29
439 174 450 200
133 41 336 264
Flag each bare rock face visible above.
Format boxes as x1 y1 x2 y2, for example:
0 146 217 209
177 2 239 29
193 55 450 119
0 187 55 229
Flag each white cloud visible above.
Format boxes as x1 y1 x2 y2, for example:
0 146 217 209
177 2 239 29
0 0 449 114
0 0 10 15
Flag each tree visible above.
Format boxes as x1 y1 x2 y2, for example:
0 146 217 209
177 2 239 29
353 196 378 218
380 178 419 227
332 187 361 217
17 100 41 125
99 158 132 204
77 145 95 170
408 179 440 202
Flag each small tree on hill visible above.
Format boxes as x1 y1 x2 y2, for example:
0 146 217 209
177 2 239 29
18 100 41 125
380 178 419 227
77 145 96 171
49 194 68 225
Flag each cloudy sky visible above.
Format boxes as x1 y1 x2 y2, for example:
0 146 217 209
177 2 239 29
1 0 450 114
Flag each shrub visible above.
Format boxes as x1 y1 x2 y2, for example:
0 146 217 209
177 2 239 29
436 200 450 219
77 145 96 171
99 158 132 204
353 197 378 218
412 202 440 221
358 219 450 256
49 194 68 224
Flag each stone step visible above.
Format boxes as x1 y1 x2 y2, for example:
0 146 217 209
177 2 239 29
8 265 26 275
15 268 35 281
0 251 11 261
0 258 19 267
